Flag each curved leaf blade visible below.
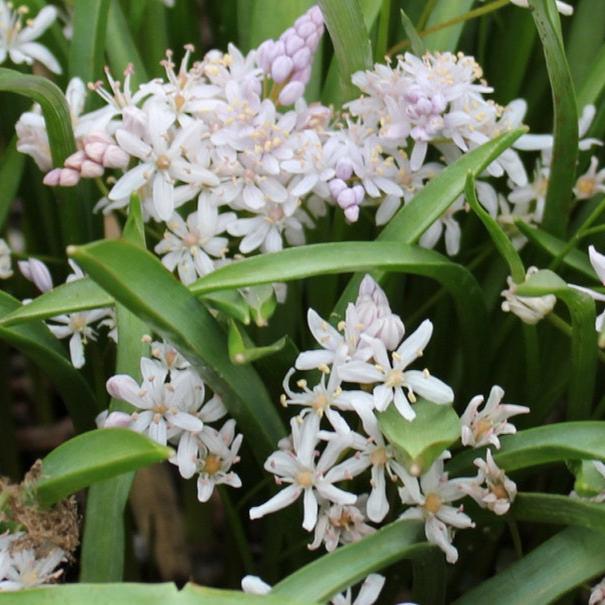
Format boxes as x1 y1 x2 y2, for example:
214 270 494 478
454 526 605 605
36 428 171 507
69 240 285 464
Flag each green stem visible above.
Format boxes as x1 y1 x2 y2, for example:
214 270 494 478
507 518 523 559
387 0 510 56
547 312 605 364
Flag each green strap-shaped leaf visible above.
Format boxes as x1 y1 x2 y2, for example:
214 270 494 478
69 0 110 91
448 421 605 476
400 8 427 56
2 583 316 605
516 269 597 420
577 43 605 108
318 0 372 102
0 135 25 230
512 492 605 532
0 68 75 166
69 240 285 463
272 519 429 602
515 220 594 280
528 0 579 236
454 526 605 605
80 198 148 583
422 0 474 52
0 291 98 432
36 429 171 507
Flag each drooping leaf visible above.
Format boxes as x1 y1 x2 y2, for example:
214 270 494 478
0 291 98 432
378 400 460 474
69 240 285 464
454 526 605 605
528 0 579 236
35 429 171 507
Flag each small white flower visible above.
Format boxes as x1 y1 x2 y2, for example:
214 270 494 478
249 415 356 531
0 238 12 279
501 266 556 325
398 456 475 564
464 450 517 515
574 156 605 200
0 547 66 591
569 246 605 332
460 385 529 449
18 258 52 292
331 574 387 605
338 321 454 421
590 577 605 605
241 575 272 595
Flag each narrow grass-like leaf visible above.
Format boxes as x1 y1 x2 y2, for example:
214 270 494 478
69 0 110 90
35 429 171 507
318 0 372 102
577 43 605 109
69 240 285 463
465 173 525 283
454 526 605 605
4 583 315 605
0 291 97 432
80 197 148 583
105 0 148 87
516 269 597 419
512 492 605 532
400 9 426 56
448 422 605 476
249 0 314 47
422 0 474 52
272 519 428 601
0 135 25 230
528 0 579 236
0 68 75 165
515 220 594 279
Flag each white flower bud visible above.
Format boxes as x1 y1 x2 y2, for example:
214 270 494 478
18 258 53 292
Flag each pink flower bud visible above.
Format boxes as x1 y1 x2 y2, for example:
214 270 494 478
278 81 305 105
106 374 138 402
292 47 311 70
335 159 354 180
328 178 347 198
285 33 305 56
336 188 356 209
59 168 81 187
18 258 53 292
291 65 312 84
306 32 321 50
80 160 105 178
103 411 133 429
103 145 130 169
43 168 62 187
271 55 294 83
297 21 315 39
309 6 324 25
256 40 275 72
64 150 86 170
352 184 365 204
83 141 108 163
344 205 359 222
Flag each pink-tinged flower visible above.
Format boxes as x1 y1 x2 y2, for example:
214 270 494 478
18 258 52 292
590 576 605 605
398 456 476 564
460 385 529 449
249 415 356 531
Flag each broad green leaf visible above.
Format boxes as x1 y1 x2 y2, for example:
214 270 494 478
465 173 525 283
80 197 148 583
0 291 97 432
318 0 373 102
3 583 315 604
69 240 285 463
69 0 110 92
272 519 429 601
378 400 460 474
0 68 75 166
528 0 579 236
0 277 113 326
228 319 286 365
0 135 25 230
190 241 488 385
448 421 605 476
423 0 474 52
35 429 171 507
106 0 148 87
516 269 597 419
400 8 426 56
515 220 594 280
453 526 605 605
512 492 605 532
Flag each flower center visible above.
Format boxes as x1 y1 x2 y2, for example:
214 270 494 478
370 447 388 467
473 418 493 439
491 482 508 500
312 393 329 413
296 470 315 488
156 155 171 170
577 176 596 197
183 232 200 247
384 368 405 388
203 454 222 475
424 493 442 514
70 314 88 332
333 510 353 530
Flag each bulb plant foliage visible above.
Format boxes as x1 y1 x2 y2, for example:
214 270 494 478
0 0 604 603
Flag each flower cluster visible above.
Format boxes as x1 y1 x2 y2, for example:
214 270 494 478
248 276 522 563
99 340 243 503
